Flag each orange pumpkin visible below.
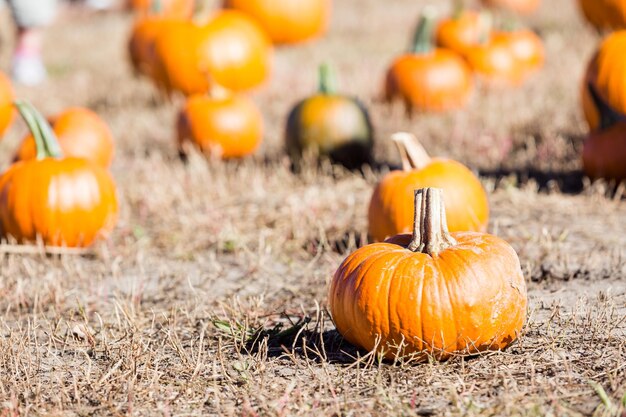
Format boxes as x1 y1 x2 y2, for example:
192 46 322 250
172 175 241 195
177 87 263 159
465 35 524 86
582 31 626 132
15 107 115 169
128 16 182 80
368 133 489 242
435 9 484 56
0 102 118 248
0 71 15 138
223 0 331 44
196 10 273 92
480 0 540 15
331 187 527 360
492 29 544 76
385 10 473 113
578 0 626 30
582 121 626 181
128 0 194 19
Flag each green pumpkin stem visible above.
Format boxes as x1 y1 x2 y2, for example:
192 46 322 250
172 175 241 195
14 100 63 160
411 8 437 54
408 188 457 256
391 132 431 171
318 63 337 94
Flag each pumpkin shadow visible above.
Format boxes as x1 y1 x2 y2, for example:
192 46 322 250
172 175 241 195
478 167 585 194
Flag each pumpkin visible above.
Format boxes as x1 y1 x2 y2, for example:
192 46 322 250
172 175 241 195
385 10 473 113
177 87 263 159
285 64 374 170
0 102 118 248
368 132 489 242
128 0 194 19
582 31 626 131
479 0 540 15
492 29 544 76
0 71 15 138
223 0 331 44
582 121 626 181
578 0 626 31
14 107 115 169
435 7 485 56
128 16 182 81
464 34 523 86
331 187 527 360
196 10 273 92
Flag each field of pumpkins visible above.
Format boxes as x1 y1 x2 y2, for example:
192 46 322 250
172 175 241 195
0 0 624 415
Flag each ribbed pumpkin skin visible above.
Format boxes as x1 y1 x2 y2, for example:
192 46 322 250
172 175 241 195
15 108 115 169
286 95 374 170
465 38 523 85
129 0 194 19
223 0 331 44
177 94 263 159
582 121 626 181
329 232 527 360
480 0 540 15
0 158 118 247
368 160 489 242
0 72 14 138
197 11 273 92
385 50 473 112
435 11 483 56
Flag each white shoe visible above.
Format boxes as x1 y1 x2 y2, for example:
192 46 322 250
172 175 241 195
11 54 47 86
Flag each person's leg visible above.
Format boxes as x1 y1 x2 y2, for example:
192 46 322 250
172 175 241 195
7 0 58 85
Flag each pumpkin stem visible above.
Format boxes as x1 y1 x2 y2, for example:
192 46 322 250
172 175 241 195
391 132 431 171
411 8 437 54
318 63 337 94
14 100 63 160
408 188 457 256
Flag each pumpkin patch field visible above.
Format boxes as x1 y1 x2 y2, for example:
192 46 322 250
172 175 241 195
0 0 625 415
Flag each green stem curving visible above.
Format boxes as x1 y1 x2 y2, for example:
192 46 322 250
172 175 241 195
411 8 437 54
14 100 63 160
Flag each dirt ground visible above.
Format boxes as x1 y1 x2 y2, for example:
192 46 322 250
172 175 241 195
0 0 625 415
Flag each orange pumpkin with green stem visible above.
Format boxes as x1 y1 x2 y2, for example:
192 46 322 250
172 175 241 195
223 0 331 44
368 132 489 242
331 187 527 360
435 1 485 56
0 102 118 248
0 72 15 138
285 64 374 170
177 86 263 159
385 9 473 113
15 107 115 169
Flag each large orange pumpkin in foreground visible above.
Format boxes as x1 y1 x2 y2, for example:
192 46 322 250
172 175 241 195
177 87 263 159
385 10 473 113
15 107 115 169
583 121 626 181
0 71 15 138
368 132 489 242
224 0 331 44
480 0 540 15
331 187 527 360
582 31 626 131
0 102 118 248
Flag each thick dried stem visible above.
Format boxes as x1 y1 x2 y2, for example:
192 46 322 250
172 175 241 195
390 132 431 171
408 188 457 256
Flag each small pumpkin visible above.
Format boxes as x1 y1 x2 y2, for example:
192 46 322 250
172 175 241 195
331 187 527 360
582 121 626 181
0 102 118 248
0 71 15 138
385 10 473 113
578 0 626 31
128 16 182 81
492 28 544 76
128 0 194 19
368 132 489 242
435 5 485 56
14 107 115 169
223 0 331 44
464 35 523 86
285 64 374 170
581 31 626 131
479 0 540 15
177 86 263 159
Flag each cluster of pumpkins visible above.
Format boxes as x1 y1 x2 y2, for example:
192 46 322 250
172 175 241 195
578 0 626 181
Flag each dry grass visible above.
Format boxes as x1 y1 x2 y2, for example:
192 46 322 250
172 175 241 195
0 0 625 415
